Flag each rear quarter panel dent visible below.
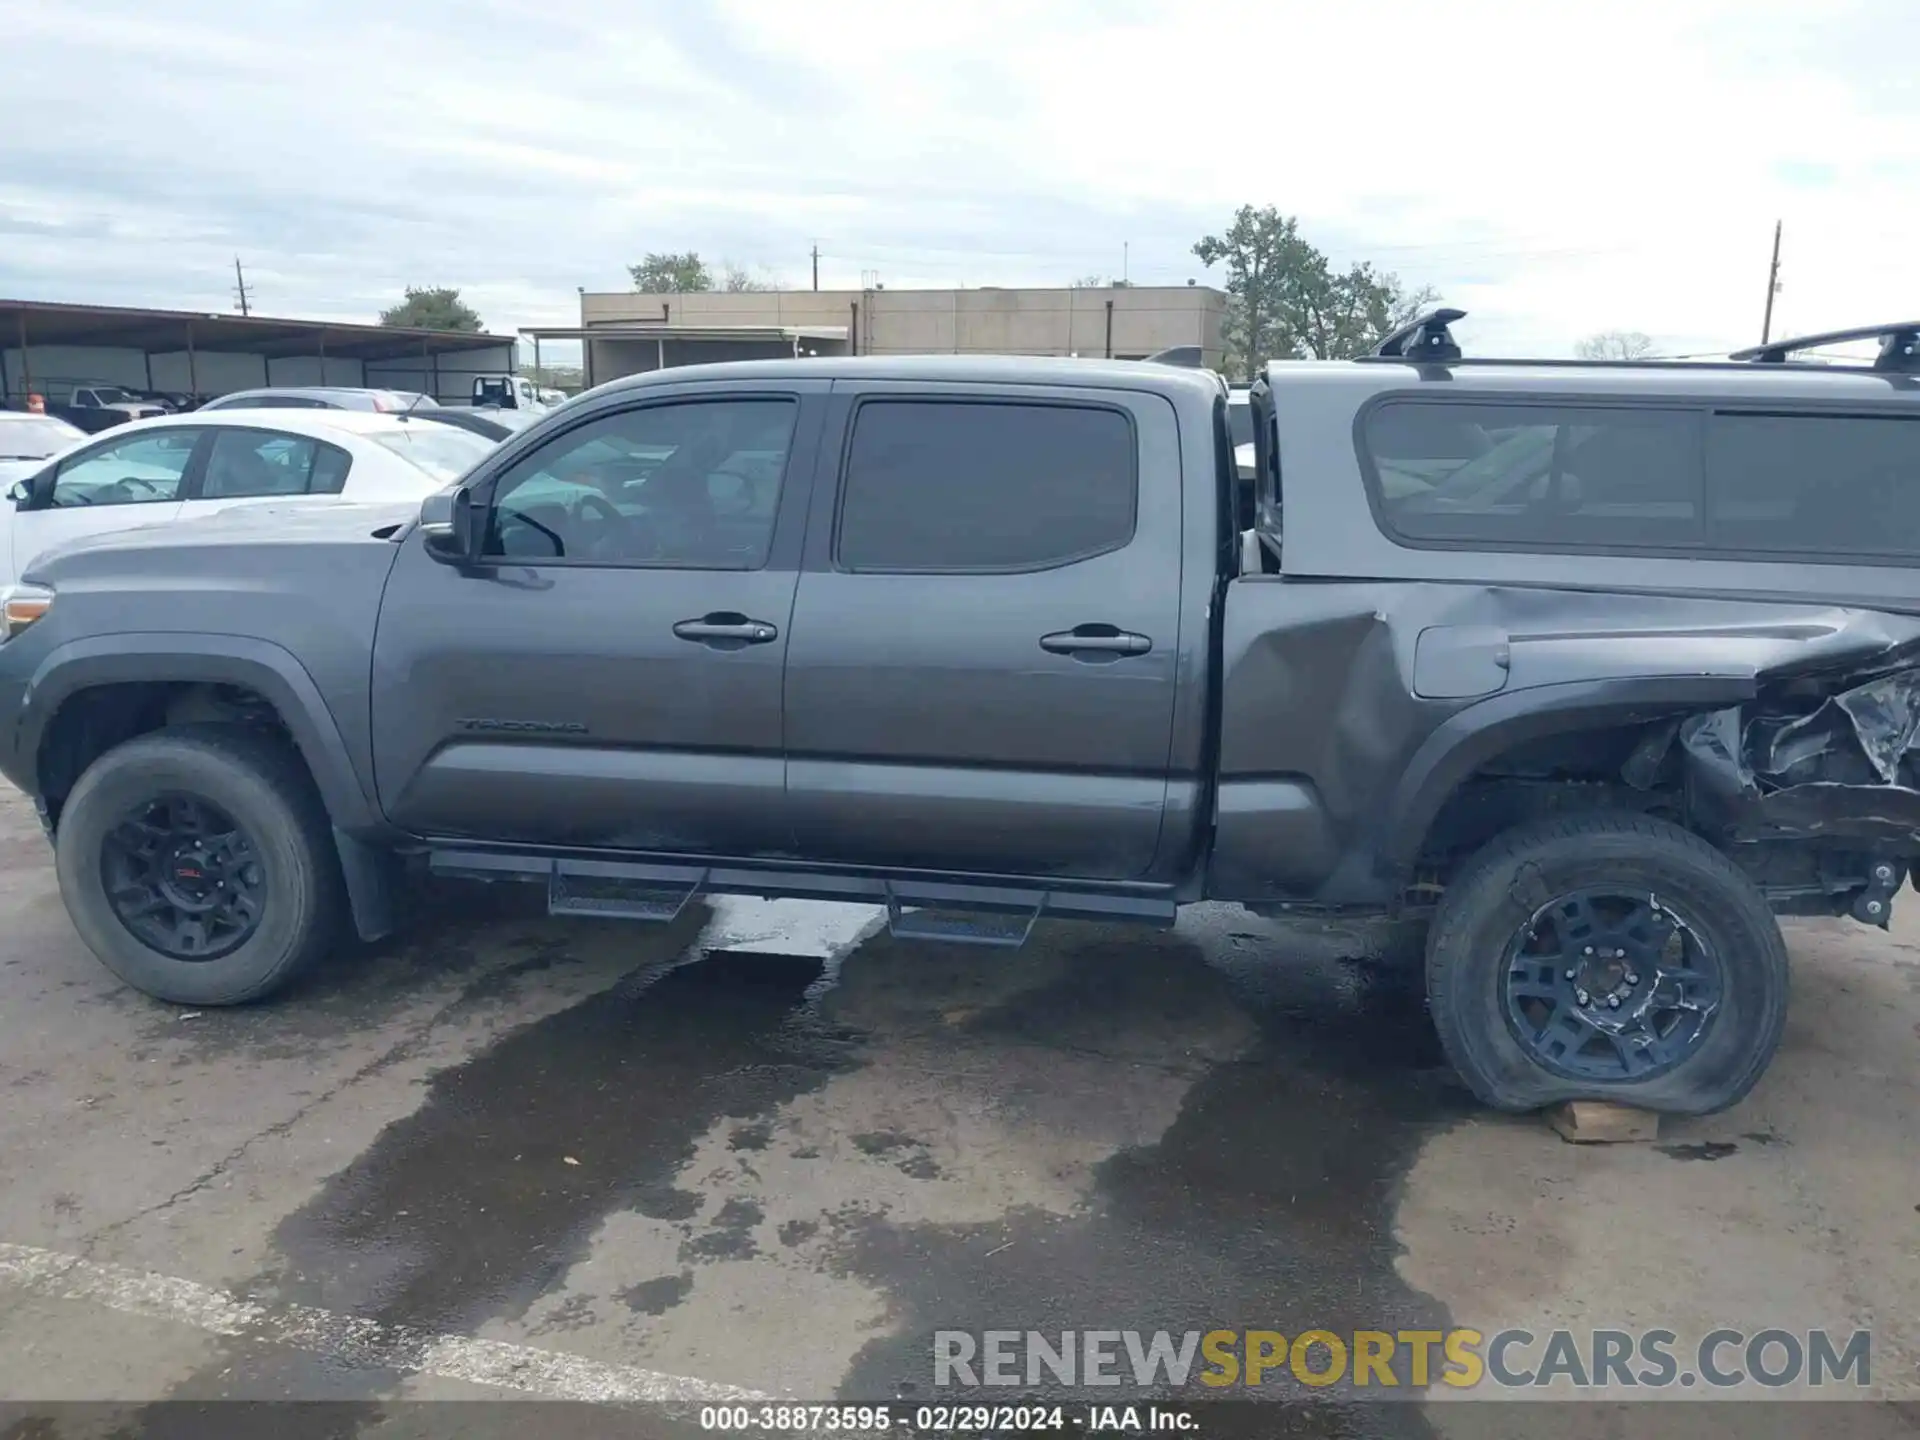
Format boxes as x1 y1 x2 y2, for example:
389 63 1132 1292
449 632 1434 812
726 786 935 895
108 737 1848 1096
1210 581 1920 903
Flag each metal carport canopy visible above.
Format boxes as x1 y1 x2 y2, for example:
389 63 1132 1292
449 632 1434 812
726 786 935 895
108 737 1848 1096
0 297 516 363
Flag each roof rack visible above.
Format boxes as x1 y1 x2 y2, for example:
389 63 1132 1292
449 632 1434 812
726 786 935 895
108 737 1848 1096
1729 322 1920 373
1365 307 1466 363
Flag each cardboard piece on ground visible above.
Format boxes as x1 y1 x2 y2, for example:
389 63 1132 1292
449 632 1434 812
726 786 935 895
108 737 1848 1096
1548 1100 1660 1144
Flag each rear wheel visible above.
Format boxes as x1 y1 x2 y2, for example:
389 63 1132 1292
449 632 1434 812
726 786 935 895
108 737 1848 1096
1425 812 1788 1115
55 726 344 1005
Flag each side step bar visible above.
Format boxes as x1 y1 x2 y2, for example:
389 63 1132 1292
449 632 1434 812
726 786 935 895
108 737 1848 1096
428 847 1177 945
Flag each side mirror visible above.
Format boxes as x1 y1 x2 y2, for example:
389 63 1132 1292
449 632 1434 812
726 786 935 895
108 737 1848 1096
419 484 483 564
5 480 28 506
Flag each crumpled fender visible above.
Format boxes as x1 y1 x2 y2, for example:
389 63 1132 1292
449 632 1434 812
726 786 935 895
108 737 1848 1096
1679 662 1920 847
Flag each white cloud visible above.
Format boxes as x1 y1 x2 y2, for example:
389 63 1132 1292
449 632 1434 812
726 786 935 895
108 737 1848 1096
0 0 1912 358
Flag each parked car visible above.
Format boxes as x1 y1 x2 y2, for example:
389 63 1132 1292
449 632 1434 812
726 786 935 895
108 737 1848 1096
133 388 202 413
471 373 547 411
6 315 1920 1124
0 413 88 491
200 386 522 442
399 406 526 442
0 409 495 599
200 386 436 415
48 384 171 433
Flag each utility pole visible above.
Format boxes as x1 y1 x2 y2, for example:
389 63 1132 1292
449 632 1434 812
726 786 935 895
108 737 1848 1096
1760 220 1782 344
811 245 820 292
233 256 252 317
1123 241 1129 286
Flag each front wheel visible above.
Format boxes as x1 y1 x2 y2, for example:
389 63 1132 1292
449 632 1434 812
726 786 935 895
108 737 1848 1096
1425 812 1788 1116
55 726 344 1006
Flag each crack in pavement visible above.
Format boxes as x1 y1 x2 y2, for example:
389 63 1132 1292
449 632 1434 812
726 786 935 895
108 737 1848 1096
76 947 601 1252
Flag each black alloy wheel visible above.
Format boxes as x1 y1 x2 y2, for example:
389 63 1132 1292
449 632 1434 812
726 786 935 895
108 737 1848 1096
1501 887 1723 1082
100 793 268 960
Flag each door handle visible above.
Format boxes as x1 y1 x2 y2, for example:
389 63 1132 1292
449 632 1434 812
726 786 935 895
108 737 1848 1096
1039 626 1153 657
673 614 779 645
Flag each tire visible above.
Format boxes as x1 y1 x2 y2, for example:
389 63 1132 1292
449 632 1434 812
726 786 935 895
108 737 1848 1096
54 725 345 1005
1425 812 1788 1116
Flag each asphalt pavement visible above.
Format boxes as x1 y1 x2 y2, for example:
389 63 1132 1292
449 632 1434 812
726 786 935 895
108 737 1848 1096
0 780 1914 1438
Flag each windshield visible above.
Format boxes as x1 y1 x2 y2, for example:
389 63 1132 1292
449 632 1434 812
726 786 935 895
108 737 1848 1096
0 414 85 459
369 424 495 482
86 386 141 404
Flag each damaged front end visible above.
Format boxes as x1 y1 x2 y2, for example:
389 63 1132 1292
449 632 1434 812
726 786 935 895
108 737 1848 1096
1663 656 1920 927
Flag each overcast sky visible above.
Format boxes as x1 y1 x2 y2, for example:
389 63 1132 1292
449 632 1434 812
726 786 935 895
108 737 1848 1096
3 0 1912 361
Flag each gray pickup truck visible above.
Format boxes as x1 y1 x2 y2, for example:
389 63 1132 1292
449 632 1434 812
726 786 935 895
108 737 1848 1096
5 312 1920 1117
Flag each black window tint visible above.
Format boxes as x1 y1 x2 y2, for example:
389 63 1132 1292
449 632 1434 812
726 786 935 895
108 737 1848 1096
310 442 352 494
1366 401 1699 548
1709 413 1920 558
201 429 348 498
485 398 795 568
837 400 1136 572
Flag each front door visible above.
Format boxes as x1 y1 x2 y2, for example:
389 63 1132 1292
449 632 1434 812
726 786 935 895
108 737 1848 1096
783 384 1184 880
371 384 823 856
12 426 199 580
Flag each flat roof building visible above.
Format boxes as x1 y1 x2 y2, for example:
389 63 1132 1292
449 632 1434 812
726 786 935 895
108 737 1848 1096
547 285 1227 386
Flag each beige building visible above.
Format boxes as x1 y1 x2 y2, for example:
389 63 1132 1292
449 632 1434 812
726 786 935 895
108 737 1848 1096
554 285 1226 385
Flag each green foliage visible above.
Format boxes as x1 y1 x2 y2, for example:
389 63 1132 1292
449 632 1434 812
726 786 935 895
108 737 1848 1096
1193 206 1436 378
378 286 483 332
629 252 715 293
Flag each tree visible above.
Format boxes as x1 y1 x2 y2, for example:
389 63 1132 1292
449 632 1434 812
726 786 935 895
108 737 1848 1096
1574 330 1655 360
629 252 714 293
379 286 482 332
722 263 776 292
1193 206 1434 376
1194 208 1312 380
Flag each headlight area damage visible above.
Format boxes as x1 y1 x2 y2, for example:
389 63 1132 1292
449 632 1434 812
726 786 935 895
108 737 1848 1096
1645 638 1920 927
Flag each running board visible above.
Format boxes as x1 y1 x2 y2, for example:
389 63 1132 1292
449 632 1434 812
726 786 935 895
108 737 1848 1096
884 882 1043 948
427 846 1177 942
547 861 708 923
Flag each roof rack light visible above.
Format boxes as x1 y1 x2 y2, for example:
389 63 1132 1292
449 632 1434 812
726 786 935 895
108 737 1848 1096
1365 307 1466 363
1730 321 1920 374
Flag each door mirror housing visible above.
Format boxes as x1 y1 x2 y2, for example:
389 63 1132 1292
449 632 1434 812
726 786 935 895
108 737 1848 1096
419 483 484 564
5 480 28 506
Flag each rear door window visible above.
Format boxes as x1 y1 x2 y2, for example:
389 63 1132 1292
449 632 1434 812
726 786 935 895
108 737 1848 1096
199 428 353 497
836 400 1137 572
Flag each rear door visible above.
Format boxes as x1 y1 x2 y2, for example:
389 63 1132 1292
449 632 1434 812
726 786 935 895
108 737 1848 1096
10 426 200 580
783 382 1184 880
371 381 824 855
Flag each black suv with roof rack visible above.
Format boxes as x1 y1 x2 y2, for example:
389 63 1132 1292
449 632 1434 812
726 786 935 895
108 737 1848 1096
2 314 1917 1119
